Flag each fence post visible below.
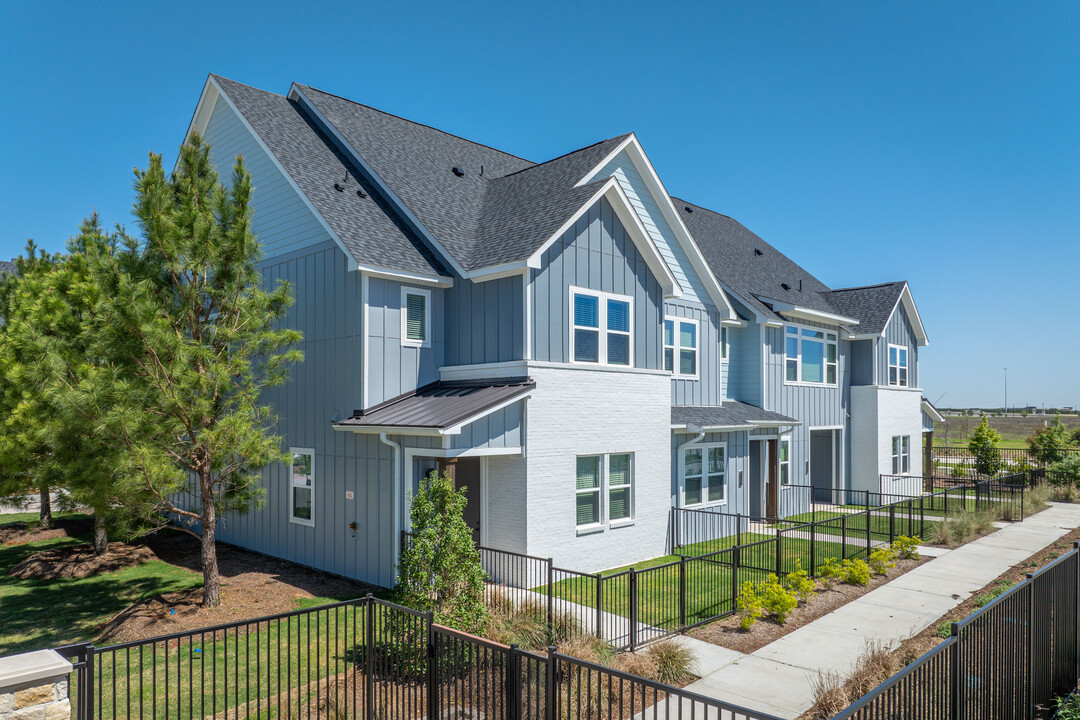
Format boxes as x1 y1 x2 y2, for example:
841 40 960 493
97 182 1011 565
775 528 783 577
889 504 896 545
841 513 847 561
365 595 374 720
546 647 557 720
919 495 925 538
950 623 961 720
1027 574 1035 719
1075 543 1079 687
595 573 603 640
629 568 638 652
679 555 687 629
546 559 554 629
809 521 816 577
80 644 95 720
731 544 740 613
507 644 522 720
426 611 437 718
865 509 872 558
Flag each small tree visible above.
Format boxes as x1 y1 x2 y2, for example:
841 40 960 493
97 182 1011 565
969 416 1003 477
397 471 487 632
1028 419 1075 465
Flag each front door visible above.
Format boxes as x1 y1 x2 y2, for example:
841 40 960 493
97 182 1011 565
810 430 835 504
767 439 779 519
438 457 482 544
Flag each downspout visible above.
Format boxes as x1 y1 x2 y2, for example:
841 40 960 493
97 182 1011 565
379 432 402 583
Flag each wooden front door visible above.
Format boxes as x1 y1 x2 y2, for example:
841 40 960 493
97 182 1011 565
766 439 779 519
438 457 482 544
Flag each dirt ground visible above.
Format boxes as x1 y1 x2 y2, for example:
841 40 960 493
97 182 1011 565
10 542 157 580
95 533 381 644
0 515 93 546
689 557 926 654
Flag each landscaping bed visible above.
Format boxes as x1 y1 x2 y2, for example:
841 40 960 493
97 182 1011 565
0 513 92 546
688 556 926 654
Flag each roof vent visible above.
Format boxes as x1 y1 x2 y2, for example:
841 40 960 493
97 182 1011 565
452 167 465 177
781 283 791 291
754 248 764 256
684 206 693 213
333 183 345 192
356 189 367 199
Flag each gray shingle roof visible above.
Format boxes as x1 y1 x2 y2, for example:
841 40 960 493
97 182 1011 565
0 260 16 276
336 378 535 430
212 76 447 278
672 402 799 429
673 199 844 324
820 282 907 335
295 84 630 271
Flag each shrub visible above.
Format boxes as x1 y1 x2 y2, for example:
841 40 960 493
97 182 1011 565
808 671 848 718
867 547 897 576
759 574 798 623
1054 692 1080 720
736 581 764 630
930 507 998 548
486 598 582 649
842 558 872 586
818 557 844 589
1028 419 1075 465
950 462 968 480
1050 455 1080 484
934 620 953 639
785 560 816 603
973 580 1013 608
1052 483 1080 503
846 640 901 699
558 633 615 666
646 638 696 684
968 417 1003 477
892 536 920 560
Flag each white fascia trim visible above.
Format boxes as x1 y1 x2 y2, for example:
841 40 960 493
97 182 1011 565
465 263 529 282
522 177 682 297
721 318 749 328
577 134 737 320
442 392 532 435
897 284 930 346
750 420 803 428
202 78 362 271
361 264 453 287
672 424 752 433
759 298 860 327
922 400 946 424
333 425 447 437
762 321 784 328
289 84 469 279
184 77 220 156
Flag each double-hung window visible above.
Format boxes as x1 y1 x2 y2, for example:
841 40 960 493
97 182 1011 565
289 448 315 527
891 436 911 474
576 453 634 528
779 439 790 485
401 287 431 348
888 345 909 387
571 288 632 366
663 316 698 378
785 325 838 385
682 444 726 506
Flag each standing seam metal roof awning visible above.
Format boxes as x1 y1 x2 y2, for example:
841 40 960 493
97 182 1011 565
333 378 535 435
671 402 800 432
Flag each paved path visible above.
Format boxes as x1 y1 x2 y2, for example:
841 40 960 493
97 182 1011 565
679 502 1080 719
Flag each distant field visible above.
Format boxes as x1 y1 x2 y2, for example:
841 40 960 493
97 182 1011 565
934 414 1080 447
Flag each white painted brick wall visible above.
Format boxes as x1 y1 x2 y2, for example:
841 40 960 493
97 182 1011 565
851 386 924 492
484 455 527 554
523 364 671 573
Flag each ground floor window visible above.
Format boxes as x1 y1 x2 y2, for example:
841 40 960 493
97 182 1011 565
891 435 911 474
682 443 726 506
779 439 790 485
290 448 315 526
576 453 634 528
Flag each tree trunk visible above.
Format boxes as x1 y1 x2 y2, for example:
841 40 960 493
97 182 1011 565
200 472 220 607
93 512 108 556
38 485 52 529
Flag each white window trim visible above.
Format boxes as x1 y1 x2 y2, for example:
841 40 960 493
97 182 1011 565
575 452 635 531
289 447 316 527
664 315 700 379
721 326 729 363
783 323 839 387
888 343 909 387
400 286 432 349
568 286 634 368
891 435 912 475
680 442 728 508
779 438 790 486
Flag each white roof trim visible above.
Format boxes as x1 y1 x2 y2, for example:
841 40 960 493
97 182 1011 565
332 390 532 437
524 177 683 298
359 264 453 288
894 283 929 346
195 77 363 274
758 298 860 327
751 420 803 428
575 135 737 319
672 423 752 433
921 399 945 424
289 83 466 280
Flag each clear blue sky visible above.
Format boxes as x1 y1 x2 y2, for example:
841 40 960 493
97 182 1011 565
1 2 1076 408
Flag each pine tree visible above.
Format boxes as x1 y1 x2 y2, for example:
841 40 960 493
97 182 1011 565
88 135 302 606
968 416 1003 478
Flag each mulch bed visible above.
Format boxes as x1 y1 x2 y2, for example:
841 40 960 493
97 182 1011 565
10 542 157 580
0 516 93 546
95 533 380 644
688 557 927 654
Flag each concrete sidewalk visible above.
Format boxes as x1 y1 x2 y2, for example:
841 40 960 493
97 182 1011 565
680 502 1080 719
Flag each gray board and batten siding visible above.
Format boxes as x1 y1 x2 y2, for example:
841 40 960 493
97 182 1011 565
530 196 665 369
665 299 724 407
365 276 445 408
445 275 525 366
880 302 920 388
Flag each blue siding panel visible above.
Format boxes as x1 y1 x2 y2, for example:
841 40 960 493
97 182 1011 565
445 276 523 366
665 300 724 406
366 277 445 406
880 304 919 388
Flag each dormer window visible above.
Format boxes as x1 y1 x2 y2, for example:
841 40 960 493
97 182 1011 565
888 344 909 387
401 287 431 348
570 287 633 366
784 324 838 386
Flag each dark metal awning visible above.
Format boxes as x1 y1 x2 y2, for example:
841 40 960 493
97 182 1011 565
671 402 800 433
334 378 535 436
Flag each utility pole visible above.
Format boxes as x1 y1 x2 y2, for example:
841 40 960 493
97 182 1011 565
1004 368 1008 416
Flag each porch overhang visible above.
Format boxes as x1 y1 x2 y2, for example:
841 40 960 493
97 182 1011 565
671 402 801 433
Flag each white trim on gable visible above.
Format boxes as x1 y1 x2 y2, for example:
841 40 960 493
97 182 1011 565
523 177 683 298
575 134 737 320
890 284 930 347
757 297 860 327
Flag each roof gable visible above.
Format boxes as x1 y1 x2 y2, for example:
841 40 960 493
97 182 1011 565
824 281 928 345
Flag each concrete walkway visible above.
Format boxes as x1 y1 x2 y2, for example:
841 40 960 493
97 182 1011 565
679 502 1080 719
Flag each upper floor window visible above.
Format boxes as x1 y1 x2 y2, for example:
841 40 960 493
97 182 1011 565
891 435 911 474
663 316 698 378
681 443 726 506
785 325 838 386
571 287 632 366
888 344 909 387
401 287 431 348
721 326 729 361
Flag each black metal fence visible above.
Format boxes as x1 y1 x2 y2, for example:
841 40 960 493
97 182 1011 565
831 543 1080 720
934 444 1080 473
56 594 782 720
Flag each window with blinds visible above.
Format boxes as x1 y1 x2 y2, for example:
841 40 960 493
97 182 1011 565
575 452 634 529
682 443 726 507
401 287 430 348
570 287 633 366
